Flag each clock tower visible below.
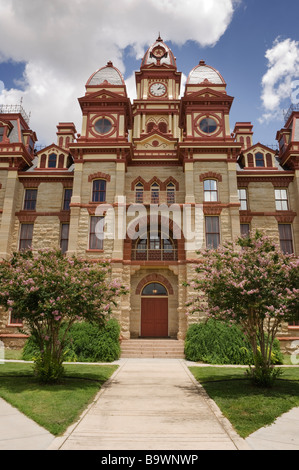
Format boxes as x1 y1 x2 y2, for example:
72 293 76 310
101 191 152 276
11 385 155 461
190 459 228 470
132 35 182 144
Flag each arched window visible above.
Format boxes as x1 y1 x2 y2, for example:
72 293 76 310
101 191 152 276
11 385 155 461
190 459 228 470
151 182 160 204
133 228 177 261
146 122 155 133
158 121 167 133
255 152 265 167
141 282 167 296
48 153 57 168
167 182 175 204
92 179 106 202
135 182 144 203
204 179 218 202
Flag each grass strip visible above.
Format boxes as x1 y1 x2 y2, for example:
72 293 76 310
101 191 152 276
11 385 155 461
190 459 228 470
189 366 299 438
0 362 118 436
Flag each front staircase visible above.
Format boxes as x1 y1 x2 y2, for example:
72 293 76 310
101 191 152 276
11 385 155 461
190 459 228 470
120 338 185 359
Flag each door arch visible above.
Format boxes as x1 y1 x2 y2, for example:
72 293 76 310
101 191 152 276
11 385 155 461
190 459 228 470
140 282 168 337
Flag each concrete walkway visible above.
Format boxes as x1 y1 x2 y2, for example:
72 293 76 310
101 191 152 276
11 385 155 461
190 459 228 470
1 358 299 450
49 359 249 450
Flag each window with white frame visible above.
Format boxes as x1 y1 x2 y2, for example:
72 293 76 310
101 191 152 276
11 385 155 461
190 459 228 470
238 188 248 210
275 189 288 211
204 180 218 202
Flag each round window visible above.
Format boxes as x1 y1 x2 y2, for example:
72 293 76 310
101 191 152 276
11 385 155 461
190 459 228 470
94 118 112 134
199 117 217 134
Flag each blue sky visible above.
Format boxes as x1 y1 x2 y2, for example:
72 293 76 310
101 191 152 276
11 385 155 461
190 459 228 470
0 0 299 147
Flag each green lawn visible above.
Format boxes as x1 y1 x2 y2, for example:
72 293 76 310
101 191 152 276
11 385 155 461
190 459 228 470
189 366 299 438
0 361 118 436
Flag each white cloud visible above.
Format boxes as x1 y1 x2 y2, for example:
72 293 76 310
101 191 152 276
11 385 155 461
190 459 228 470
259 37 299 124
0 0 239 144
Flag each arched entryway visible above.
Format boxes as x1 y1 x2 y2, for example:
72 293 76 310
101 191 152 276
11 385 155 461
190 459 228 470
140 282 168 337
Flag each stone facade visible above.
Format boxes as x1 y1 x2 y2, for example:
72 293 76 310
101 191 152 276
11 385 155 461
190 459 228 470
0 36 298 351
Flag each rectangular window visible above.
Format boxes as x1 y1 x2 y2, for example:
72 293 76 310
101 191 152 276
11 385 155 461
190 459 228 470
204 180 218 202
240 223 250 237
9 313 22 325
92 180 106 202
24 189 37 210
255 152 265 167
135 184 144 203
278 224 294 254
63 188 72 210
238 189 248 210
275 189 288 211
19 224 33 251
60 224 69 254
205 216 220 249
89 216 104 250
151 184 159 204
167 186 175 204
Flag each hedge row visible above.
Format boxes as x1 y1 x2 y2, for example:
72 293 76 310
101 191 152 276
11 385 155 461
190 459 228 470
184 319 284 365
22 318 121 363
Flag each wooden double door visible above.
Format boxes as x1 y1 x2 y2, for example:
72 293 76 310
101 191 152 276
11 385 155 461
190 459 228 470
141 297 168 337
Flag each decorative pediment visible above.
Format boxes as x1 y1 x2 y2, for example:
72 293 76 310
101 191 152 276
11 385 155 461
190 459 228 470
36 143 69 157
184 87 233 102
134 132 177 151
79 89 128 104
243 142 277 156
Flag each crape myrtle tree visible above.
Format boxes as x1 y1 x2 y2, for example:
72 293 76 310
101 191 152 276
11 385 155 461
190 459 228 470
187 231 299 387
0 249 127 383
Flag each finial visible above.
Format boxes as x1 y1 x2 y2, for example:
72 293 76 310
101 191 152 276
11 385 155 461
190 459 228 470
157 33 163 41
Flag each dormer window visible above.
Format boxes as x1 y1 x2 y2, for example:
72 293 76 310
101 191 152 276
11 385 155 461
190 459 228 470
255 152 265 167
48 153 57 168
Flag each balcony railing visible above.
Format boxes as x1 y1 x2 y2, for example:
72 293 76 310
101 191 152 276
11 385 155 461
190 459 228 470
131 248 178 261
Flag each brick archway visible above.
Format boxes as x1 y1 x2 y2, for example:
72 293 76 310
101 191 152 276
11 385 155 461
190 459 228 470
136 273 174 295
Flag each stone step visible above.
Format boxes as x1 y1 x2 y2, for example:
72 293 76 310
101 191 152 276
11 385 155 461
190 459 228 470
120 339 185 359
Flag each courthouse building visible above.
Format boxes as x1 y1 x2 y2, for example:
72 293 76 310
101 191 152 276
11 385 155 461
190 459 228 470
0 36 298 352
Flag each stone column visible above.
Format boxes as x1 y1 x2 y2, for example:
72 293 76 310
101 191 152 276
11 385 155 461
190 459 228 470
184 161 195 204
67 162 83 256
0 170 19 259
227 160 241 240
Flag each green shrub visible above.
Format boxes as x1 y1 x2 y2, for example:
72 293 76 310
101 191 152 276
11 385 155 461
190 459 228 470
23 318 121 363
184 319 283 365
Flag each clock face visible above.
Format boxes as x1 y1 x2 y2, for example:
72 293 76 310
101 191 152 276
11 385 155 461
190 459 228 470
149 83 167 97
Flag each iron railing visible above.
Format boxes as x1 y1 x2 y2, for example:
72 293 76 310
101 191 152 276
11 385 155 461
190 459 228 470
131 248 178 261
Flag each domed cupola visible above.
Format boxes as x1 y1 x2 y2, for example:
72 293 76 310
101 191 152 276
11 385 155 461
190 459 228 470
141 35 177 68
86 61 125 87
187 60 226 86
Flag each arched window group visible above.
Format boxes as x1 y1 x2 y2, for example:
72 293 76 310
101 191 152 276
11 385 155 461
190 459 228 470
134 181 176 204
146 120 167 133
